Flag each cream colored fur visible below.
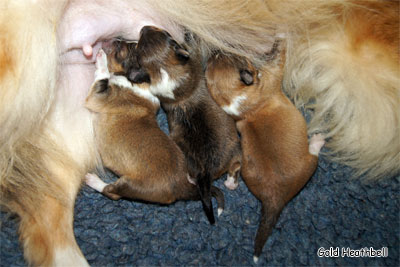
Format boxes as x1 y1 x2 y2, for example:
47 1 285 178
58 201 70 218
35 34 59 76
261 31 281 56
0 0 398 265
150 0 400 179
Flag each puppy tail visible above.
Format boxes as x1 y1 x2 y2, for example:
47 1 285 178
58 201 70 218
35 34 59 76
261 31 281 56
196 172 215 225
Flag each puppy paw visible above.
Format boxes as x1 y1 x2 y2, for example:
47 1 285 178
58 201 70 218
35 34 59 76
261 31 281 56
309 133 325 156
94 49 110 81
217 207 223 217
224 175 238 190
85 173 108 193
253 256 259 264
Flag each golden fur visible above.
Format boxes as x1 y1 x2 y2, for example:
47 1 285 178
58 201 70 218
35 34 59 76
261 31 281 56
150 0 400 179
0 0 398 265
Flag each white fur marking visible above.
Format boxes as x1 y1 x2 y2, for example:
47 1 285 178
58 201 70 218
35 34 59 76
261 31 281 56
224 175 238 190
222 95 247 116
110 75 160 105
149 68 178 99
85 173 108 193
53 247 89 267
309 134 325 156
253 256 259 264
217 208 223 217
94 49 110 81
187 175 196 185
109 75 132 89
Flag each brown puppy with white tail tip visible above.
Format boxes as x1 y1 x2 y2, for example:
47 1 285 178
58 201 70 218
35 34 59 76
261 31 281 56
133 26 242 224
84 44 224 210
206 45 325 262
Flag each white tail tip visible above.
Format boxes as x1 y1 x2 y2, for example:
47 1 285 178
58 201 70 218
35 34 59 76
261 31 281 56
253 256 259 263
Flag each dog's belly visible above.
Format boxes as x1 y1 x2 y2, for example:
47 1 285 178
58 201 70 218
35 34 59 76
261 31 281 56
50 0 183 164
58 0 182 101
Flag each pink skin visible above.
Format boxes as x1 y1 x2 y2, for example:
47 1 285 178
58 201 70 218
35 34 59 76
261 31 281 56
57 0 183 106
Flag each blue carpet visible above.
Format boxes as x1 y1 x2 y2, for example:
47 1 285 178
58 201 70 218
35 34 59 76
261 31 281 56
1 109 399 266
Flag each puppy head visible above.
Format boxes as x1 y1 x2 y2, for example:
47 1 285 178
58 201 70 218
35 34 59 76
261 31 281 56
85 79 114 113
103 40 150 84
136 26 194 101
206 50 285 119
206 53 261 119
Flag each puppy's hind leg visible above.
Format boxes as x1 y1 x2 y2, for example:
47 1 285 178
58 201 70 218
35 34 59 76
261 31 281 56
211 186 225 217
87 173 176 204
253 201 282 263
85 173 122 200
309 133 325 156
225 148 242 190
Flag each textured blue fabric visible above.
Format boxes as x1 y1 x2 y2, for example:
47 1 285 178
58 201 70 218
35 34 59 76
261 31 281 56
1 108 399 266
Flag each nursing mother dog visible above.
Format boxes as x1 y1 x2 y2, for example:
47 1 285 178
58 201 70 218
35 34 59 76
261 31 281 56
0 0 398 266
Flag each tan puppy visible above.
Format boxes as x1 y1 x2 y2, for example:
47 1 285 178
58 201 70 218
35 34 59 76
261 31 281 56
84 46 224 209
206 47 325 262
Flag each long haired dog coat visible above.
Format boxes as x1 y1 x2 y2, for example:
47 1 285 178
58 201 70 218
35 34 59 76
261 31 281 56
0 0 398 265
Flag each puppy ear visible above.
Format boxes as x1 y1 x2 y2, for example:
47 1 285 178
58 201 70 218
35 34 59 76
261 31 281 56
94 79 109 94
239 70 254 85
129 69 151 84
175 48 190 63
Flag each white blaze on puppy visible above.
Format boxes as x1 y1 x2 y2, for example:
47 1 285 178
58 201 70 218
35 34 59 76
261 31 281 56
149 68 179 99
222 94 247 116
110 75 160 105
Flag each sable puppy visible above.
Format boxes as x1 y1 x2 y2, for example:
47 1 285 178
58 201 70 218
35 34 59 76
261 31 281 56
84 47 225 209
133 26 242 224
206 47 325 262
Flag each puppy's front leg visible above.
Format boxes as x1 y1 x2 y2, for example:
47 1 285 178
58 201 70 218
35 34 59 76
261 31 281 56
94 49 110 82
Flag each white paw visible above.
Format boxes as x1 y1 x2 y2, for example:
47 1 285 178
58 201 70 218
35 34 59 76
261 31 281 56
253 256 259 263
94 49 110 81
85 173 108 193
309 133 325 156
217 208 223 217
224 175 238 190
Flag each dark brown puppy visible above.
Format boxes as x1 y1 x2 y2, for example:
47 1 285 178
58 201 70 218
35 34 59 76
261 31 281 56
132 26 242 224
84 46 224 209
206 47 325 262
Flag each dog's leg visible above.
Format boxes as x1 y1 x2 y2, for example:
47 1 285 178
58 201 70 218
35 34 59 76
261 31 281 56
19 196 88 267
85 172 122 200
16 158 89 266
225 162 241 190
86 173 176 204
253 202 282 264
225 147 242 190
211 186 225 217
